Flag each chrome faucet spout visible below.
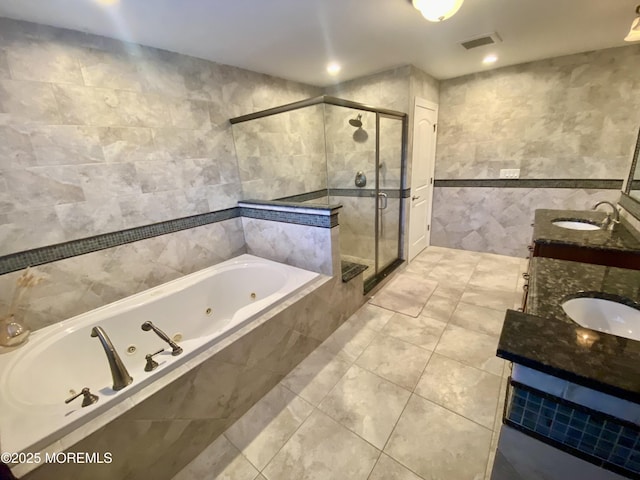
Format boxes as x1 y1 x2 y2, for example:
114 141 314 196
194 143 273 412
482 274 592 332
90 326 132 391
592 201 620 229
141 321 183 356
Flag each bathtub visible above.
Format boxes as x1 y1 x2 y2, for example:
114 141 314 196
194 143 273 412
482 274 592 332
0 254 319 457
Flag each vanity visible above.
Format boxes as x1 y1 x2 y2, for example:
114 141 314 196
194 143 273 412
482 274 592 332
495 220 640 479
493 132 640 480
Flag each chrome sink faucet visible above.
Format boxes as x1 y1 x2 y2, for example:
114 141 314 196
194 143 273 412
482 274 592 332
592 201 620 230
91 326 133 391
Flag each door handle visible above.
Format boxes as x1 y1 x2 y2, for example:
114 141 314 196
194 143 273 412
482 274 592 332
377 192 388 210
412 195 421 201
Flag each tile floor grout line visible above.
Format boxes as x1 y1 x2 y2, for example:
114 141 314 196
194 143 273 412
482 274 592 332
424 348 504 379
456 298 516 314
411 380 501 431
418 393 496 433
354 337 434 392
377 393 438 480
256 403 321 477
484 377 509 479
353 350 421 393
219 432 263 478
252 313 375 475
263 247 521 480
364 451 384 480
378 391 418 458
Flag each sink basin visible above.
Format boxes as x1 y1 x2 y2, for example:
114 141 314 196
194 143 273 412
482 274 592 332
562 297 640 341
552 219 601 231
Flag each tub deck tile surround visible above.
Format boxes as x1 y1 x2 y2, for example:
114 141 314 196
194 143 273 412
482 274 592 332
20 270 365 480
172 246 523 480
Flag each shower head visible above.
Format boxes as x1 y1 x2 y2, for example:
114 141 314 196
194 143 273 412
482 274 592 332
349 114 363 128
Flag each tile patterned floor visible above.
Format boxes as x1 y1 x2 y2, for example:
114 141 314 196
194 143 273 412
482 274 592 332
173 246 524 480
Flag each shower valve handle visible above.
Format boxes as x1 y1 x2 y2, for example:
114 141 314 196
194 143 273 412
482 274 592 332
412 195 421 200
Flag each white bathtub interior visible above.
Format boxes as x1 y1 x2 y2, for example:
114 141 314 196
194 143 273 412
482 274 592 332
0 254 319 456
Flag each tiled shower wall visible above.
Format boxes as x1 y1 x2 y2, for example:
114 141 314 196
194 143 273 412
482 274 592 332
0 17 323 331
0 17 321 256
232 104 327 200
326 65 440 259
432 44 640 257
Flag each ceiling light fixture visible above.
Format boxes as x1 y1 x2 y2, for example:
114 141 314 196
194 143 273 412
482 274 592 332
327 63 341 75
482 54 498 65
625 5 640 42
410 0 464 22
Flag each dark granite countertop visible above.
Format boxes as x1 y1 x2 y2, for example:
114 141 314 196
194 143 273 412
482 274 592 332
533 209 640 253
498 256 640 403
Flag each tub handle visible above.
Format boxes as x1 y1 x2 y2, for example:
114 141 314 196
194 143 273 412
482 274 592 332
65 387 99 408
144 348 165 372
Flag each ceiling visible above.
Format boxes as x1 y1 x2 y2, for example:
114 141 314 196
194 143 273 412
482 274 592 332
0 0 637 86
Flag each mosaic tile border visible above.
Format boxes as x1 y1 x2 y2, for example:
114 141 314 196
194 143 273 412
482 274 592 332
278 188 410 201
434 179 624 189
239 207 338 228
239 199 342 214
329 188 408 199
505 380 640 478
0 203 339 276
0 208 239 275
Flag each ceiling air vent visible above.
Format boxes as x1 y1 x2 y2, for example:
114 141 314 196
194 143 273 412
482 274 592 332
460 33 502 50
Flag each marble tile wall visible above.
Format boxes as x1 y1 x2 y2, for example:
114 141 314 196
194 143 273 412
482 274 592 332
325 66 412 115
0 217 246 331
326 66 409 211
0 17 321 256
22 273 366 480
232 104 327 200
432 45 640 256
324 104 377 190
431 187 620 257
331 196 376 272
242 217 338 276
436 45 640 180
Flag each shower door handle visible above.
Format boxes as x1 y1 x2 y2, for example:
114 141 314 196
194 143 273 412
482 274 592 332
377 192 388 210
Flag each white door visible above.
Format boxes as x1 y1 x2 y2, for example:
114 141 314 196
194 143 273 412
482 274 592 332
408 98 438 261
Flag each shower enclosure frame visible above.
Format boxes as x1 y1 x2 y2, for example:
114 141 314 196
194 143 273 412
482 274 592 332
230 95 408 292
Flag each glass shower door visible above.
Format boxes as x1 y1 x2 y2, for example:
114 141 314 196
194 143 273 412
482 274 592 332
376 114 404 275
323 104 377 282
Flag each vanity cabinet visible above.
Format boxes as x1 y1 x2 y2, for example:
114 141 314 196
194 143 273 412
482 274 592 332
496 256 640 480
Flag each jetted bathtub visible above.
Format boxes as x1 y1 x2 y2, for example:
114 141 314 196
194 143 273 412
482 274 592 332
0 254 319 456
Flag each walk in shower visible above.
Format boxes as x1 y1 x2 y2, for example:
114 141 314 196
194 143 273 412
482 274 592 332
230 96 407 291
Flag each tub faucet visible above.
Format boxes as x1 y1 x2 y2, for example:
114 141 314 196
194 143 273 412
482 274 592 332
90 326 133 391
141 321 183 356
592 201 620 229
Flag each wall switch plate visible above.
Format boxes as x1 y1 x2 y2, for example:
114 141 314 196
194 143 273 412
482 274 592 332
500 168 520 179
